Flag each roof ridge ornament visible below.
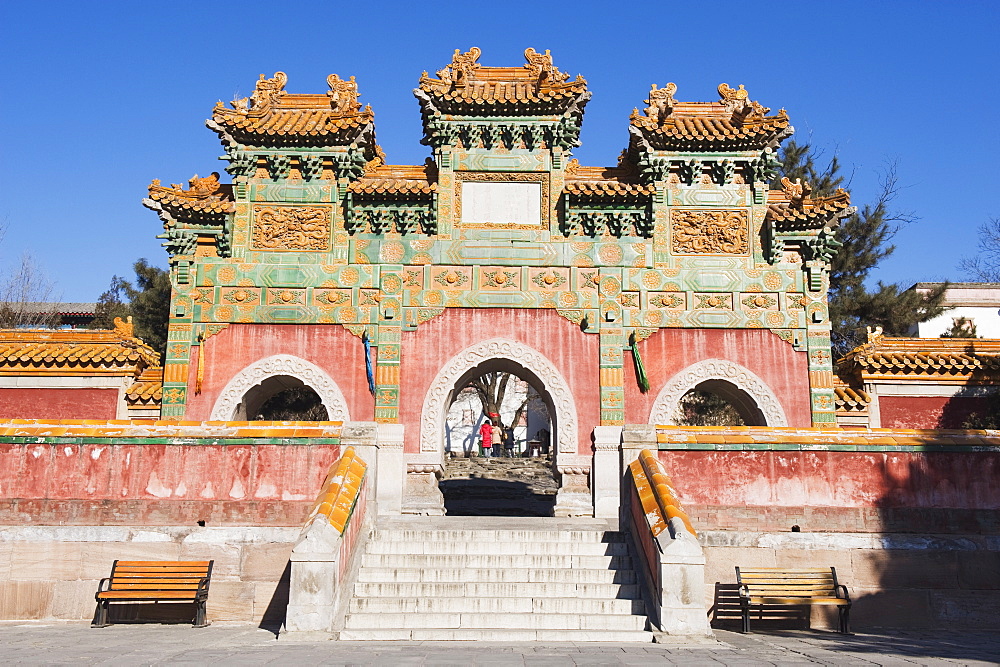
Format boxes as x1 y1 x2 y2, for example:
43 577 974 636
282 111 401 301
326 74 362 113
866 325 884 346
644 82 677 122
437 47 481 87
780 176 812 208
523 48 570 84
149 172 229 203
113 316 136 341
248 71 288 111
718 82 771 119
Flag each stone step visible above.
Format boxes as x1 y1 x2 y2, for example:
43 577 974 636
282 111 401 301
343 612 648 631
337 628 655 642
356 566 636 584
348 596 647 615
364 539 630 556
369 529 626 543
372 516 619 532
360 553 633 570
352 581 641 599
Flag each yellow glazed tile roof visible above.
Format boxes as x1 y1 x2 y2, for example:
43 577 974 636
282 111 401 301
417 47 588 113
838 330 1000 383
211 72 374 141
146 173 235 216
125 367 163 406
766 185 852 227
0 419 345 439
0 321 159 376
629 83 789 150
652 425 1000 448
563 162 655 198
347 163 437 197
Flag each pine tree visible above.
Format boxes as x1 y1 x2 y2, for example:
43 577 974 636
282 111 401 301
90 259 171 360
776 141 948 355
940 317 979 338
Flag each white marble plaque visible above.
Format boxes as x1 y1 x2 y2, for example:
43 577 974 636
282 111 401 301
461 181 541 226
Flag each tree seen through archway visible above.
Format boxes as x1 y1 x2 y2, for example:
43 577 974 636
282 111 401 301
676 389 746 426
253 386 328 421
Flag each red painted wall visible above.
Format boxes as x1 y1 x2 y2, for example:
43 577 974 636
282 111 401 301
880 395 992 429
0 441 340 526
184 324 374 422
624 329 811 426
657 449 1000 533
0 387 119 420
399 308 600 455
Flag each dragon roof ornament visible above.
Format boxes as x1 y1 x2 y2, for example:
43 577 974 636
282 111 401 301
718 83 771 119
643 83 677 123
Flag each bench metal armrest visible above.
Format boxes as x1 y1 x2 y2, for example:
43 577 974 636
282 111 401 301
837 584 851 602
96 578 112 594
737 584 751 602
195 576 211 598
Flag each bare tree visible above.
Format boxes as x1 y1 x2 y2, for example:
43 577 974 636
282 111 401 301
465 371 534 432
959 217 1000 282
0 252 61 328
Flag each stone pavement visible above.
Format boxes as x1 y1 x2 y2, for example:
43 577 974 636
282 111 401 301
1 624 999 665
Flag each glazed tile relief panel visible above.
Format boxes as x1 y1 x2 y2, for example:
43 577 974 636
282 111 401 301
144 48 851 424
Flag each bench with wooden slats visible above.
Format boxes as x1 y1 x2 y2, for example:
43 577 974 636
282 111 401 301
93 560 214 628
736 567 851 634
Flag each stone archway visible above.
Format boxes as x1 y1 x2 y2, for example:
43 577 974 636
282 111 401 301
650 358 788 426
210 354 350 421
419 338 578 458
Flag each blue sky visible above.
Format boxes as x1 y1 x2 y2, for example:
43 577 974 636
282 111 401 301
1 1 997 302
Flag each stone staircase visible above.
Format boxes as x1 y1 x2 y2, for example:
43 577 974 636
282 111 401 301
339 516 653 641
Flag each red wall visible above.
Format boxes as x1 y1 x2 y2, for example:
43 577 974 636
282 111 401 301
625 329 811 426
399 308 600 455
0 387 119 420
0 441 340 526
657 449 1000 533
184 324 374 422
880 395 992 429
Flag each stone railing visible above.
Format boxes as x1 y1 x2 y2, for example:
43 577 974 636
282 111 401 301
625 442 711 637
286 446 369 634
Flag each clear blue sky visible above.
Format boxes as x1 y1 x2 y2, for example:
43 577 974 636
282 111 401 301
1 1 997 302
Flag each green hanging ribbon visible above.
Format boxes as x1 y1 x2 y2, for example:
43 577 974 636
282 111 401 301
629 331 650 393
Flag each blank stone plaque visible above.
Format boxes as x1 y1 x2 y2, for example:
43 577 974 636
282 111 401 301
461 182 541 226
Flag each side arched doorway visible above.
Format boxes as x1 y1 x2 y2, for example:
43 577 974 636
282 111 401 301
650 358 789 426
210 354 351 421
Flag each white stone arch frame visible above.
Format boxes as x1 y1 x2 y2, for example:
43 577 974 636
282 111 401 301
210 354 351 421
650 358 788 426
420 338 578 455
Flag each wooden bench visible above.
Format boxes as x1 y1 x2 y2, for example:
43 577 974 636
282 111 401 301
93 560 214 628
736 567 851 634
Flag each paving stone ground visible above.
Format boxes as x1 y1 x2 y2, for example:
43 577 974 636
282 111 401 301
1 623 998 665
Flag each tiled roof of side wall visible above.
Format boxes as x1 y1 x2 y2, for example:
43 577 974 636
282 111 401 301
0 419 344 442
652 425 1000 451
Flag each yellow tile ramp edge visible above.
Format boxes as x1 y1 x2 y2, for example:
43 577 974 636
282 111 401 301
304 446 368 535
630 449 696 538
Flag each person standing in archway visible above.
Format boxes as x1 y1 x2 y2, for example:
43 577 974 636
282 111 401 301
490 417 503 459
478 418 493 458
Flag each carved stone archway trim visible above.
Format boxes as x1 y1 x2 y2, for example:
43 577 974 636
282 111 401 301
210 354 351 421
650 358 788 426
419 338 578 455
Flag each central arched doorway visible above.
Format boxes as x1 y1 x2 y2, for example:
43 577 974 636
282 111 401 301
417 338 579 517
441 361 556 516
